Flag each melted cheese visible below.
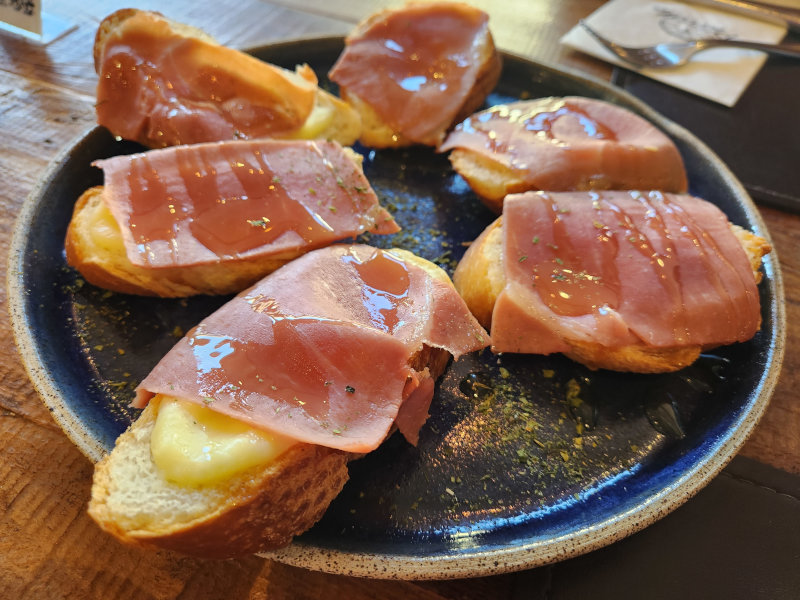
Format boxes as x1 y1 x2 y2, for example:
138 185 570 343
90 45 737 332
289 101 334 140
87 192 126 258
150 395 295 486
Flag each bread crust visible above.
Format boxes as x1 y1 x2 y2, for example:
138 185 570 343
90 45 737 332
448 149 530 214
454 216 771 373
93 8 140 73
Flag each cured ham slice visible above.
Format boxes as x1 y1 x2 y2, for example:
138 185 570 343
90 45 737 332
95 139 398 269
490 191 761 354
95 9 318 147
328 2 501 146
134 245 490 453
440 97 688 205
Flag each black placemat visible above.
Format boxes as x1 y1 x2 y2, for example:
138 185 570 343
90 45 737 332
611 33 800 213
513 456 800 599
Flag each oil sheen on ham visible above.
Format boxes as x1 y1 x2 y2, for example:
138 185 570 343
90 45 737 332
133 245 489 453
95 10 318 147
94 140 398 268
490 190 761 355
440 96 688 193
329 2 495 145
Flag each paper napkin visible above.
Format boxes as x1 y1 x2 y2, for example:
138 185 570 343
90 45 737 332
561 0 788 106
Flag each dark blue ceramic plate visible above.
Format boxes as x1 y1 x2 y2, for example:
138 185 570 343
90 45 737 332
8 38 785 579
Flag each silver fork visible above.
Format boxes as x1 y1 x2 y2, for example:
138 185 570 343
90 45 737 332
580 20 800 69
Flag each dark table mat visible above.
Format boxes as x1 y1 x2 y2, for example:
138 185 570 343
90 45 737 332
611 33 800 213
512 455 800 599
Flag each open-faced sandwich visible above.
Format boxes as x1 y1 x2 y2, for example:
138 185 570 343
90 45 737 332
328 1 502 148
94 9 361 147
439 97 689 212
88 244 489 558
453 190 771 373
65 139 398 296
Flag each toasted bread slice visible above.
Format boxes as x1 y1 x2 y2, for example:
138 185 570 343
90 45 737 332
453 218 771 373
64 142 395 297
447 149 532 213
88 396 352 559
330 2 501 148
441 97 690 213
94 9 361 147
88 305 453 558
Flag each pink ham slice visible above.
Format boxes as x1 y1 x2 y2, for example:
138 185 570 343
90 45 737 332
393 372 436 447
95 139 398 269
439 97 688 193
95 10 318 147
328 2 496 145
490 191 761 354
134 245 489 453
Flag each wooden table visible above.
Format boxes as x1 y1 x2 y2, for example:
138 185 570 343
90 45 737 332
1 1 798 597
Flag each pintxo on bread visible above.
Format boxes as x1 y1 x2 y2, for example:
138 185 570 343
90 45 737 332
453 190 771 373
329 1 502 148
94 9 361 147
439 97 689 212
65 140 398 297
88 245 489 558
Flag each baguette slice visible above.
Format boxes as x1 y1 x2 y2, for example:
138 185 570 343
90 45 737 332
65 142 397 297
88 396 352 559
94 9 361 147
440 97 689 213
454 193 771 373
329 2 501 148
88 246 488 558
89 345 450 559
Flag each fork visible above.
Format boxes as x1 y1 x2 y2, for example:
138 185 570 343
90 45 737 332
580 20 800 69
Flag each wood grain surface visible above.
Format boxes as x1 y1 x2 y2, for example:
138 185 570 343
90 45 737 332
1 1 798 597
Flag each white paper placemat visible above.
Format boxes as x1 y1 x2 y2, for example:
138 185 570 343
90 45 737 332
561 0 788 106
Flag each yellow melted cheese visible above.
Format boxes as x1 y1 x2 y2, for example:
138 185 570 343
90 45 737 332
150 395 295 486
89 196 127 257
290 100 334 140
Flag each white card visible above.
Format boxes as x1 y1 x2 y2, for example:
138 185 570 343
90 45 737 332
0 0 42 36
561 0 788 106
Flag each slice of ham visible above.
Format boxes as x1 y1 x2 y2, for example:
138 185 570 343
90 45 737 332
328 2 496 145
95 139 398 269
95 10 317 147
439 97 688 193
134 245 490 453
393 371 436 447
491 191 761 354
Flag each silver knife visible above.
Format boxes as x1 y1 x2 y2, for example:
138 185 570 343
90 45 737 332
689 0 800 33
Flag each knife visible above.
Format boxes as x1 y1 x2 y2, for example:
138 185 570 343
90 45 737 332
689 0 800 33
